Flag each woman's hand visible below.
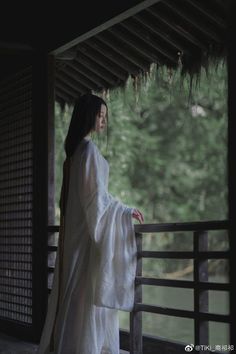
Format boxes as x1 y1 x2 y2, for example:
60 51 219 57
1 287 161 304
132 208 144 224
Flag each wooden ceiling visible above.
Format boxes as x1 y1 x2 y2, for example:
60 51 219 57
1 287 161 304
54 0 228 105
0 0 229 105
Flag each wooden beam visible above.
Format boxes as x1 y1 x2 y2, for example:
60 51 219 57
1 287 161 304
95 33 150 69
66 61 113 88
55 87 74 104
32 53 50 340
86 38 142 75
146 7 206 50
134 220 228 233
59 66 98 91
109 25 177 64
163 0 223 43
194 231 209 346
76 46 128 81
184 0 226 29
47 56 55 226
50 0 162 55
56 78 84 99
135 304 230 322
228 0 236 347
108 27 159 64
130 233 142 354
57 71 89 94
72 52 120 85
127 15 190 56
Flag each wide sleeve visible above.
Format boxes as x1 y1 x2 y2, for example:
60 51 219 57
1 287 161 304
79 142 137 311
78 142 113 242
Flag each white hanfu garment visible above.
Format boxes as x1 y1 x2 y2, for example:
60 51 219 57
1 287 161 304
37 138 137 354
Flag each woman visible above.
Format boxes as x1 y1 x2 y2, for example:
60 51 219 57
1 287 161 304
37 93 144 354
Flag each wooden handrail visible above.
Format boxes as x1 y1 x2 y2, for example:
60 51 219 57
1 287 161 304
138 250 229 259
48 220 229 234
134 220 228 233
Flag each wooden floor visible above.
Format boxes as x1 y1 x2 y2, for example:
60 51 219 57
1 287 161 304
0 332 129 353
0 332 38 354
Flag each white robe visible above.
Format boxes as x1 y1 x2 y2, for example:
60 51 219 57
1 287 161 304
37 138 137 354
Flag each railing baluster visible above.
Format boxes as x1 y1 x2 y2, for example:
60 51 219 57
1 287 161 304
130 232 143 354
194 230 209 346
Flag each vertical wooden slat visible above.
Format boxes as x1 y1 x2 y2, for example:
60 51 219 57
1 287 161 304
32 52 54 340
130 232 143 354
48 56 55 226
194 231 209 346
228 0 236 348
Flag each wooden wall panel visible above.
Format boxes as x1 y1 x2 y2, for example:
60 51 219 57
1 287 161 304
0 67 34 338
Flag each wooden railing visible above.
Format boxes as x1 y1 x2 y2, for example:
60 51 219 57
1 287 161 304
48 220 230 354
130 220 229 354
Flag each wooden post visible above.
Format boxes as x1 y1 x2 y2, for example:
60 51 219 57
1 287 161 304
194 231 209 346
32 52 55 341
228 0 236 349
48 56 55 227
130 232 143 354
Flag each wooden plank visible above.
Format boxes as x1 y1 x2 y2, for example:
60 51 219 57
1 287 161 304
163 0 223 42
134 220 228 233
228 0 236 347
47 56 55 227
58 68 96 92
48 225 59 233
135 303 230 322
55 86 75 104
97 31 151 68
59 65 100 91
44 248 230 260
109 25 177 64
76 46 127 81
130 233 142 354
56 77 83 98
194 231 209 346
86 38 142 74
135 277 230 291
66 61 113 88
184 0 226 28
146 6 206 50
139 251 229 259
131 13 188 54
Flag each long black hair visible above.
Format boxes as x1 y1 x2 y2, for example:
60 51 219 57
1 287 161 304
64 93 107 158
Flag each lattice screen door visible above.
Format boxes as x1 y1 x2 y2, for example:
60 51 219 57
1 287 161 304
0 58 52 341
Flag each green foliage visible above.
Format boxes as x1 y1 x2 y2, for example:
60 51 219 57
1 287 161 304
55 60 227 251
101 63 227 225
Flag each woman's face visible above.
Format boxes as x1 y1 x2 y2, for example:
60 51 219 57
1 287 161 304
94 104 107 133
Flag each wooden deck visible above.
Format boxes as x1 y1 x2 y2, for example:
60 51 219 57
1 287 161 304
0 332 129 353
0 332 38 354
